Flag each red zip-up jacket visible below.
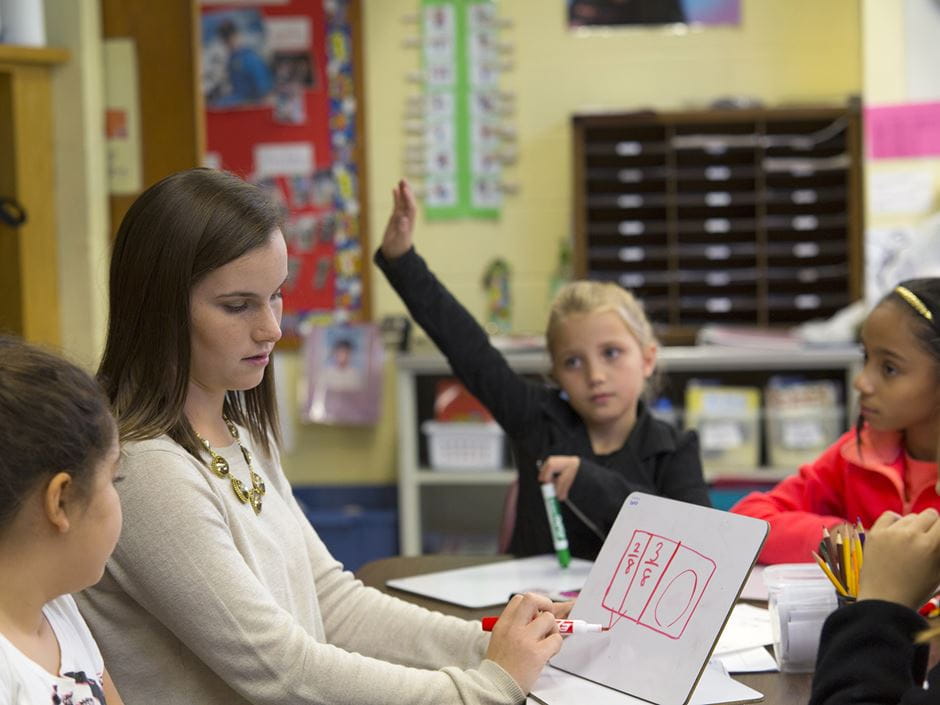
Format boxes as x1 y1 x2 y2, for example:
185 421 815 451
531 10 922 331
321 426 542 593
731 427 939 564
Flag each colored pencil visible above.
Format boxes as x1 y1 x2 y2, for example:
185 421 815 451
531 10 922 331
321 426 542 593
812 551 849 597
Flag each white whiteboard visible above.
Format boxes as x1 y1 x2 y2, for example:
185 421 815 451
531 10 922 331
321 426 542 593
386 555 593 608
549 493 768 705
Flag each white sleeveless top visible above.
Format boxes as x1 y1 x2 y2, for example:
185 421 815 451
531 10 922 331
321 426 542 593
0 594 107 704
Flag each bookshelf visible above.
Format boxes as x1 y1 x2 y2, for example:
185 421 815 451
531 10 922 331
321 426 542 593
572 105 863 345
394 345 862 556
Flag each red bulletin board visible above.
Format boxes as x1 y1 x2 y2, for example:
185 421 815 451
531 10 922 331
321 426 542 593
200 0 367 329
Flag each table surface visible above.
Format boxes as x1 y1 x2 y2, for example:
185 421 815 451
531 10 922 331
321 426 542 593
356 554 813 705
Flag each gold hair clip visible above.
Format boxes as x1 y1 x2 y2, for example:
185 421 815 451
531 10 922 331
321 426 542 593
895 285 934 322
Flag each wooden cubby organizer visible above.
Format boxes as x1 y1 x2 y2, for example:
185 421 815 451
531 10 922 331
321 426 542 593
572 104 863 344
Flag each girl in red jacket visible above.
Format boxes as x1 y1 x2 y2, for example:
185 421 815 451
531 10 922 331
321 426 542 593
731 279 940 564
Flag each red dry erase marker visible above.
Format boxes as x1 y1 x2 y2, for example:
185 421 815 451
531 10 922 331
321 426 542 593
481 617 608 634
919 595 940 617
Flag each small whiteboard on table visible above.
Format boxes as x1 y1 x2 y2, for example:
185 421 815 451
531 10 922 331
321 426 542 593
543 493 768 705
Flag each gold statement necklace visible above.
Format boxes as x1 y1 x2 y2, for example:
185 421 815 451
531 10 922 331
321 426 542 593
195 417 266 515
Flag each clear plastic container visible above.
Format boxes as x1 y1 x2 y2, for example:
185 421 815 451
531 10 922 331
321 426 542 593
764 563 838 673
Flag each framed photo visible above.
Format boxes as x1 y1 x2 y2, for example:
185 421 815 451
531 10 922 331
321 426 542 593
301 323 383 425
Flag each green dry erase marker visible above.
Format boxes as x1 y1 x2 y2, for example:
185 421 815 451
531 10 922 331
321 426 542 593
541 481 571 569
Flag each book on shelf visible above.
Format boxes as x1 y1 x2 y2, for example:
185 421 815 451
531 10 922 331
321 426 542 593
695 324 804 351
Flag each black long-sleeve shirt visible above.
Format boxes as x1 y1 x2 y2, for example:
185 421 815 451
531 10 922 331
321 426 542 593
376 247 710 559
810 600 939 705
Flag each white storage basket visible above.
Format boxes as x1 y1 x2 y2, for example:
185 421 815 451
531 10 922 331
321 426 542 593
421 421 505 470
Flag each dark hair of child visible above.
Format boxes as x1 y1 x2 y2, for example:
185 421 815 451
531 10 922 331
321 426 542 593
0 336 115 532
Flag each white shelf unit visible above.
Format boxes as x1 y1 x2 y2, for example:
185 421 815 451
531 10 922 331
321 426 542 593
395 345 862 556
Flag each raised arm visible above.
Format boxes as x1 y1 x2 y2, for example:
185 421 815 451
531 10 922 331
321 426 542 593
375 180 544 436
381 180 417 260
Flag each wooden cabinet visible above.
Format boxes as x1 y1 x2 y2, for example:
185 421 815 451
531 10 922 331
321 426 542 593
0 45 69 345
572 106 864 344
101 0 204 237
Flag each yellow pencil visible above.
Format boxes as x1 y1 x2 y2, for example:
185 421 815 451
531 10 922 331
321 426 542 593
851 535 860 595
812 551 849 597
840 532 854 596
853 530 864 574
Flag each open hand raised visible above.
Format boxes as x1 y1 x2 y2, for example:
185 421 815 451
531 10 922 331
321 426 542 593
380 179 417 260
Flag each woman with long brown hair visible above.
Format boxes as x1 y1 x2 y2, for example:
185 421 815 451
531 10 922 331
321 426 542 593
79 168 565 705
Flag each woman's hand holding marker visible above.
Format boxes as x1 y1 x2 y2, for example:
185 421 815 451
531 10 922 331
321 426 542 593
484 593 564 693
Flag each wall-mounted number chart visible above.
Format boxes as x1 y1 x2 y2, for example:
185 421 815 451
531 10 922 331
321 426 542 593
412 0 515 220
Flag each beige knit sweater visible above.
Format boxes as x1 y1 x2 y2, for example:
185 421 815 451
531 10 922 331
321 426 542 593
76 433 524 705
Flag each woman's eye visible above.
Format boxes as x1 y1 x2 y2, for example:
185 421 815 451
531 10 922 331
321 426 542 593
224 302 249 313
882 363 898 377
272 290 283 301
604 346 622 360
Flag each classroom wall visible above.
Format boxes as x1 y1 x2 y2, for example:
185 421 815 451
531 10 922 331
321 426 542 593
47 0 862 486
364 0 862 334
860 0 940 307
279 0 862 485
47 0 110 371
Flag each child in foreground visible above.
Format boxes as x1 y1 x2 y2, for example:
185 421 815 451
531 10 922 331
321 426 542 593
376 180 709 559
0 337 124 704
809 507 940 704
732 280 940 564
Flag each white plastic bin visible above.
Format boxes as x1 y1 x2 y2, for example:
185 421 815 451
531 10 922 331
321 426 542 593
421 421 505 470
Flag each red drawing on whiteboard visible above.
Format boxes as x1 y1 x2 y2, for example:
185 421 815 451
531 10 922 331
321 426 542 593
601 529 716 639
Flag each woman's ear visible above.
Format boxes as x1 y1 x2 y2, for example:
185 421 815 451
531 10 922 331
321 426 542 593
42 472 74 533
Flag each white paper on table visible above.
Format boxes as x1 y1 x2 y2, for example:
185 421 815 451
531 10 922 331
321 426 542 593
386 555 593 608
528 661 762 705
714 647 779 673
739 565 768 601
713 603 773 654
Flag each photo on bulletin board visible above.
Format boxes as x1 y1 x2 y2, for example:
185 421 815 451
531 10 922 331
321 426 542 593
567 0 741 28
202 8 274 109
301 324 384 426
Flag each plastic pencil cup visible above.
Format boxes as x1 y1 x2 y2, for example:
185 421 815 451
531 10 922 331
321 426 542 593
765 563 839 673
